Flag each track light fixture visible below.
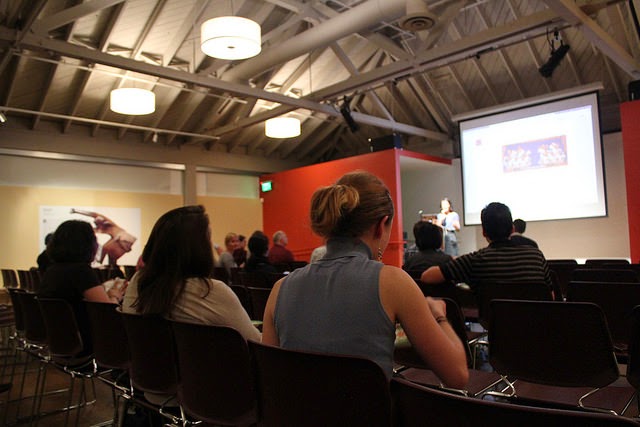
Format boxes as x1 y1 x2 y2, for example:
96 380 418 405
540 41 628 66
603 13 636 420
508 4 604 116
0 111 6 123
340 96 359 133
539 30 570 78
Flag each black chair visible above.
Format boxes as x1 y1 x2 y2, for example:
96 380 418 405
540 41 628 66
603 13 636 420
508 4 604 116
391 377 639 427
230 285 253 319
16 270 33 292
236 271 270 288
394 298 503 397
37 298 99 427
249 341 391 427
1 269 19 289
84 301 131 425
119 310 184 426
566 280 640 357
170 320 257 426
585 258 630 266
546 260 578 299
571 268 638 283
212 266 230 284
628 305 640 411
488 299 635 415
475 280 553 330
246 287 271 322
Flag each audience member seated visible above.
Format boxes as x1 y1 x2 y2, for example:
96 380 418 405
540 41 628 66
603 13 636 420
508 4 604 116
268 230 294 264
510 218 538 248
36 232 53 273
246 231 278 274
219 232 240 274
402 221 452 273
122 205 260 342
233 234 248 268
38 220 126 354
421 203 552 295
262 171 468 388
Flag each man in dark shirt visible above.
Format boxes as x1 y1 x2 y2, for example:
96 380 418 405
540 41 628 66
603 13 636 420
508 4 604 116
510 218 538 248
421 202 552 293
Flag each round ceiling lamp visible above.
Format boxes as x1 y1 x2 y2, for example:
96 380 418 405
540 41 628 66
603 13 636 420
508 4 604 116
201 16 261 60
265 117 301 139
110 88 156 115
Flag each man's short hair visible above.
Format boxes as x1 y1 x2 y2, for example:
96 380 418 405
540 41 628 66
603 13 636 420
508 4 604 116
273 230 285 244
481 202 513 242
513 219 526 234
413 221 443 251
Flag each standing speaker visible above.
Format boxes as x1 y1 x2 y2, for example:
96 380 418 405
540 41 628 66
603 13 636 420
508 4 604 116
630 80 640 101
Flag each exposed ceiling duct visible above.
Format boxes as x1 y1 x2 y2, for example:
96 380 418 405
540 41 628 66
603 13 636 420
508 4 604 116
400 0 437 32
222 0 409 82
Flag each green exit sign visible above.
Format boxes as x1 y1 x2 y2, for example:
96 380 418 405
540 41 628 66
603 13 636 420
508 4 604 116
260 181 273 192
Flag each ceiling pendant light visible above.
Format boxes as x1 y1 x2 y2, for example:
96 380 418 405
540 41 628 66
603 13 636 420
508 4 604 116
265 117 301 139
110 88 155 115
201 16 261 60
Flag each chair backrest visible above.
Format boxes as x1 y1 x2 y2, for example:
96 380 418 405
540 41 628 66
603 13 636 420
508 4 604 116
7 287 26 334
566 280 640 346
212 266 229 284
37 297 85 357
170 320 256 425
236 271 269 288
628 305 640 391
246 287 271 322
249 341 391 427
489 299 619 388
1 269 19 288
119 310 178 395
85 301 130 370
571 268 638 283
546 260 578 298
390 377 639 427
17 270 33 292
122 265 137 280
414 279 459 302
230 285 253 318
476 281 552 329
585 258 630 266
16 291 47 345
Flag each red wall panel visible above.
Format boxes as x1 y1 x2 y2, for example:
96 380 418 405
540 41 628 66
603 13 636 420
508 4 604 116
260 149 404 266
621 101 640 263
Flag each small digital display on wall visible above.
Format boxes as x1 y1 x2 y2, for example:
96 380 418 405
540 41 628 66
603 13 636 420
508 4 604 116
260 181 273 192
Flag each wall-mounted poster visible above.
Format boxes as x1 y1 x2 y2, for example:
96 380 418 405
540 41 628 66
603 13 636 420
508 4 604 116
39 206 142 267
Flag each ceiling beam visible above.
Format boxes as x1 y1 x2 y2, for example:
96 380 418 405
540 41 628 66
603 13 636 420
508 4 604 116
31 0 125 34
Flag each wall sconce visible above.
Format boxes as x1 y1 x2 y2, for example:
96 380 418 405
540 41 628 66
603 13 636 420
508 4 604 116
201 16 261 60
110 88 156 115
265 117 301 138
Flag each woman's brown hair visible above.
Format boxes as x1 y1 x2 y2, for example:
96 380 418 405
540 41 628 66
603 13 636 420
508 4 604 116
310 170 394 238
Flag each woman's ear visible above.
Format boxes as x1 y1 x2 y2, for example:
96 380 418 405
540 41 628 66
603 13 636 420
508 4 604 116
374 215 390 238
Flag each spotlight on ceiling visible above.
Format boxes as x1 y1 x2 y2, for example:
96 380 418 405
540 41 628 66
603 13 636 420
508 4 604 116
0 112 6 124
539 30 570 78
340 96 359 133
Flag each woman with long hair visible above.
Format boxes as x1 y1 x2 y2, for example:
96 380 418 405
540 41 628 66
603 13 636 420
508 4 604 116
122 205 260 342
262 171 467 388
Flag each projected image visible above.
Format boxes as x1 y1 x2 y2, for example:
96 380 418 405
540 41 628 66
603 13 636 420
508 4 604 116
502 136 567 173
459 92 606 225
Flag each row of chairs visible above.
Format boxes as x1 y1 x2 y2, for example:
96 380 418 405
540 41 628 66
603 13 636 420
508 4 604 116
49 297 640 426
5 287 640 425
